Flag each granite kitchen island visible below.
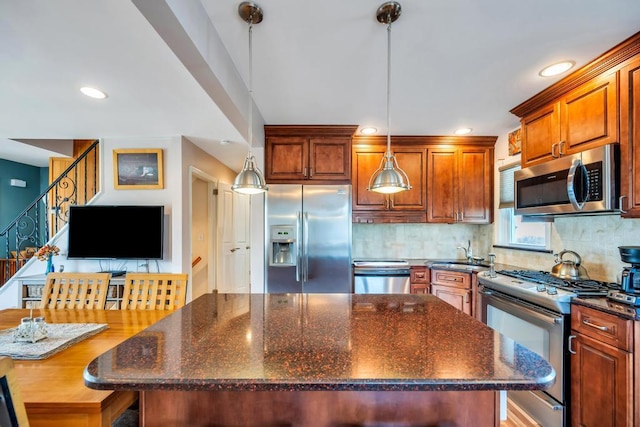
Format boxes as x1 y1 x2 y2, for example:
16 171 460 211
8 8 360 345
84 293 554 426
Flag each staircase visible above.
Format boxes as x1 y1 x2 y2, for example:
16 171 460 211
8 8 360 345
0 140 100 287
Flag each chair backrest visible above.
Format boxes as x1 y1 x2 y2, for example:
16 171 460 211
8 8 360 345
121 273 188 310
40 272 111 309
0 356 30 427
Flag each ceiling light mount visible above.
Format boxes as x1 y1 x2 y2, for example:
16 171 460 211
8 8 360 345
376 1 401 24
238 1 263 25
232 1 268 195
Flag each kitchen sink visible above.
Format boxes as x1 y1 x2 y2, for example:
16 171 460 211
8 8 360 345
427 259 490 271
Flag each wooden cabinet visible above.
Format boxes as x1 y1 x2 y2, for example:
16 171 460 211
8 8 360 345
427 147 493 224
521 72 618 168
620 56 640 218
570 304 634 427
264 125 357 183
430 269 472 316
352 141 427 223
410 266 429 294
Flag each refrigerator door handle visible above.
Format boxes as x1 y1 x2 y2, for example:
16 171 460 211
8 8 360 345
296 211 302 282
303 211 309 282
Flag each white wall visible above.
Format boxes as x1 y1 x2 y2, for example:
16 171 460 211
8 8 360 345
0 136 240 308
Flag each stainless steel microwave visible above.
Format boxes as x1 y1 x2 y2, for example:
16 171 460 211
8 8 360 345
514 144 620 216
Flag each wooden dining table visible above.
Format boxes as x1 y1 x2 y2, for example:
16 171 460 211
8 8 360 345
0 308 172 427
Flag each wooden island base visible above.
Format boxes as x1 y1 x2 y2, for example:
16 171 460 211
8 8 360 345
140 389 499 426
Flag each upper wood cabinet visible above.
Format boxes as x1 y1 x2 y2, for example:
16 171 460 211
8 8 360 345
427 146 493 224
352 136 495 224
521 72 618 167
264 125 357 184
352 137 427 223
620 56 640 218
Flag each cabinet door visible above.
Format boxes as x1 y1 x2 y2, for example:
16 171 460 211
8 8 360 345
571 332 632 427
521 103 560 167
389 148 427 211
430 284 471 315
562 72 618 155
352 148 388 211
309 137 350 181
458 148 492 223
265 137 308 181
620 57 640 218
427 148 457 223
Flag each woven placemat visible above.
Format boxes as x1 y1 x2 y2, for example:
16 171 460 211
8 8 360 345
0 323 108 360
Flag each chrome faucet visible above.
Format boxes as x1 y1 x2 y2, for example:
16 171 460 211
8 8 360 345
457 240 473 263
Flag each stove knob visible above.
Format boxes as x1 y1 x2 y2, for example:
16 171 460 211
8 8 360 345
536 284 547 292
546 286 558 295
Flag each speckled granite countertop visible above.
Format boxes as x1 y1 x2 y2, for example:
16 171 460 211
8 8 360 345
84 293 554 392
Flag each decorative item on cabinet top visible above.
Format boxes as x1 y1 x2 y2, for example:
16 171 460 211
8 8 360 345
264 125 358 184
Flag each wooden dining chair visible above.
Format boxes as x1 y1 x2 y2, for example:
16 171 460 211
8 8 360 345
39 272 111 309
0 356 30 427
121 273 188 310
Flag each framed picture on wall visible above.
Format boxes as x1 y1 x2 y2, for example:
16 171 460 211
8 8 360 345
113 148 164 189
508 128 522 156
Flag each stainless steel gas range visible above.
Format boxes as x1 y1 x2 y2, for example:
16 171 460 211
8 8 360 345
478 269 618 426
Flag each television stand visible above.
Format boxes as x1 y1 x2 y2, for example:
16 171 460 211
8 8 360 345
100 270 127 277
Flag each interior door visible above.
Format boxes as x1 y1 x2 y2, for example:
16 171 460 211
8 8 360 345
216 183 251 293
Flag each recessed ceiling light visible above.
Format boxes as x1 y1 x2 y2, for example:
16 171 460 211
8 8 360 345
454 128 472 135
80 86 108 99
539 61 575 77
360 127 377 135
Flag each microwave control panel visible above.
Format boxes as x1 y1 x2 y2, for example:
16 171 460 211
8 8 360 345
585 162 602 201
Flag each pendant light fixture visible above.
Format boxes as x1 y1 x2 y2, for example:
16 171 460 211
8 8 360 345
232 1 268 194
368 1 411 194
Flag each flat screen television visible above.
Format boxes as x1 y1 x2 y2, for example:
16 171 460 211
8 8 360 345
67 205 164 259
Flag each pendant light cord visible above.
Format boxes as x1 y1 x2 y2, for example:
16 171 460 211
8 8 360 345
386 17 392 158
247 19 254 157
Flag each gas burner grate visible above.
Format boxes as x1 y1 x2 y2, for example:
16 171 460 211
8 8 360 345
497 270 619 296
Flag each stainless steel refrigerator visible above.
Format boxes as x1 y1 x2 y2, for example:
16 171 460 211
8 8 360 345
265 184 352 293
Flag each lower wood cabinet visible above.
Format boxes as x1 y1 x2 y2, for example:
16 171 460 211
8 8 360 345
430 269 473 316
410 266 429 294
570 304 634 427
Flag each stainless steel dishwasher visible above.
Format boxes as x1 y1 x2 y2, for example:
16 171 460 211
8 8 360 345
352 260 411 293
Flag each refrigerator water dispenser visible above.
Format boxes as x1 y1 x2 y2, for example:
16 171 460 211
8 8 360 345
270 225 296 266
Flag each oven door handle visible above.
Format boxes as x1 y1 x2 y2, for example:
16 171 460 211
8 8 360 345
479 288 564 327
530 389 563 411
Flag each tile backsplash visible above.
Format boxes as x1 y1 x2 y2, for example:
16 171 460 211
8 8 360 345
352 216 640 283
352 223 492 262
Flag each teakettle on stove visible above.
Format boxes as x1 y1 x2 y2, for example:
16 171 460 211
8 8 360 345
621 266 640 294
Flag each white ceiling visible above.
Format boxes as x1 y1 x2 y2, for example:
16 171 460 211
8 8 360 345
1 0 640 169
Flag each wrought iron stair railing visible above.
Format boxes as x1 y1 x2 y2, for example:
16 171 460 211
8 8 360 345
0 140 100 287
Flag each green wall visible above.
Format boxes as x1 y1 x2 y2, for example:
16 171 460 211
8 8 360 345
0 159 47 255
